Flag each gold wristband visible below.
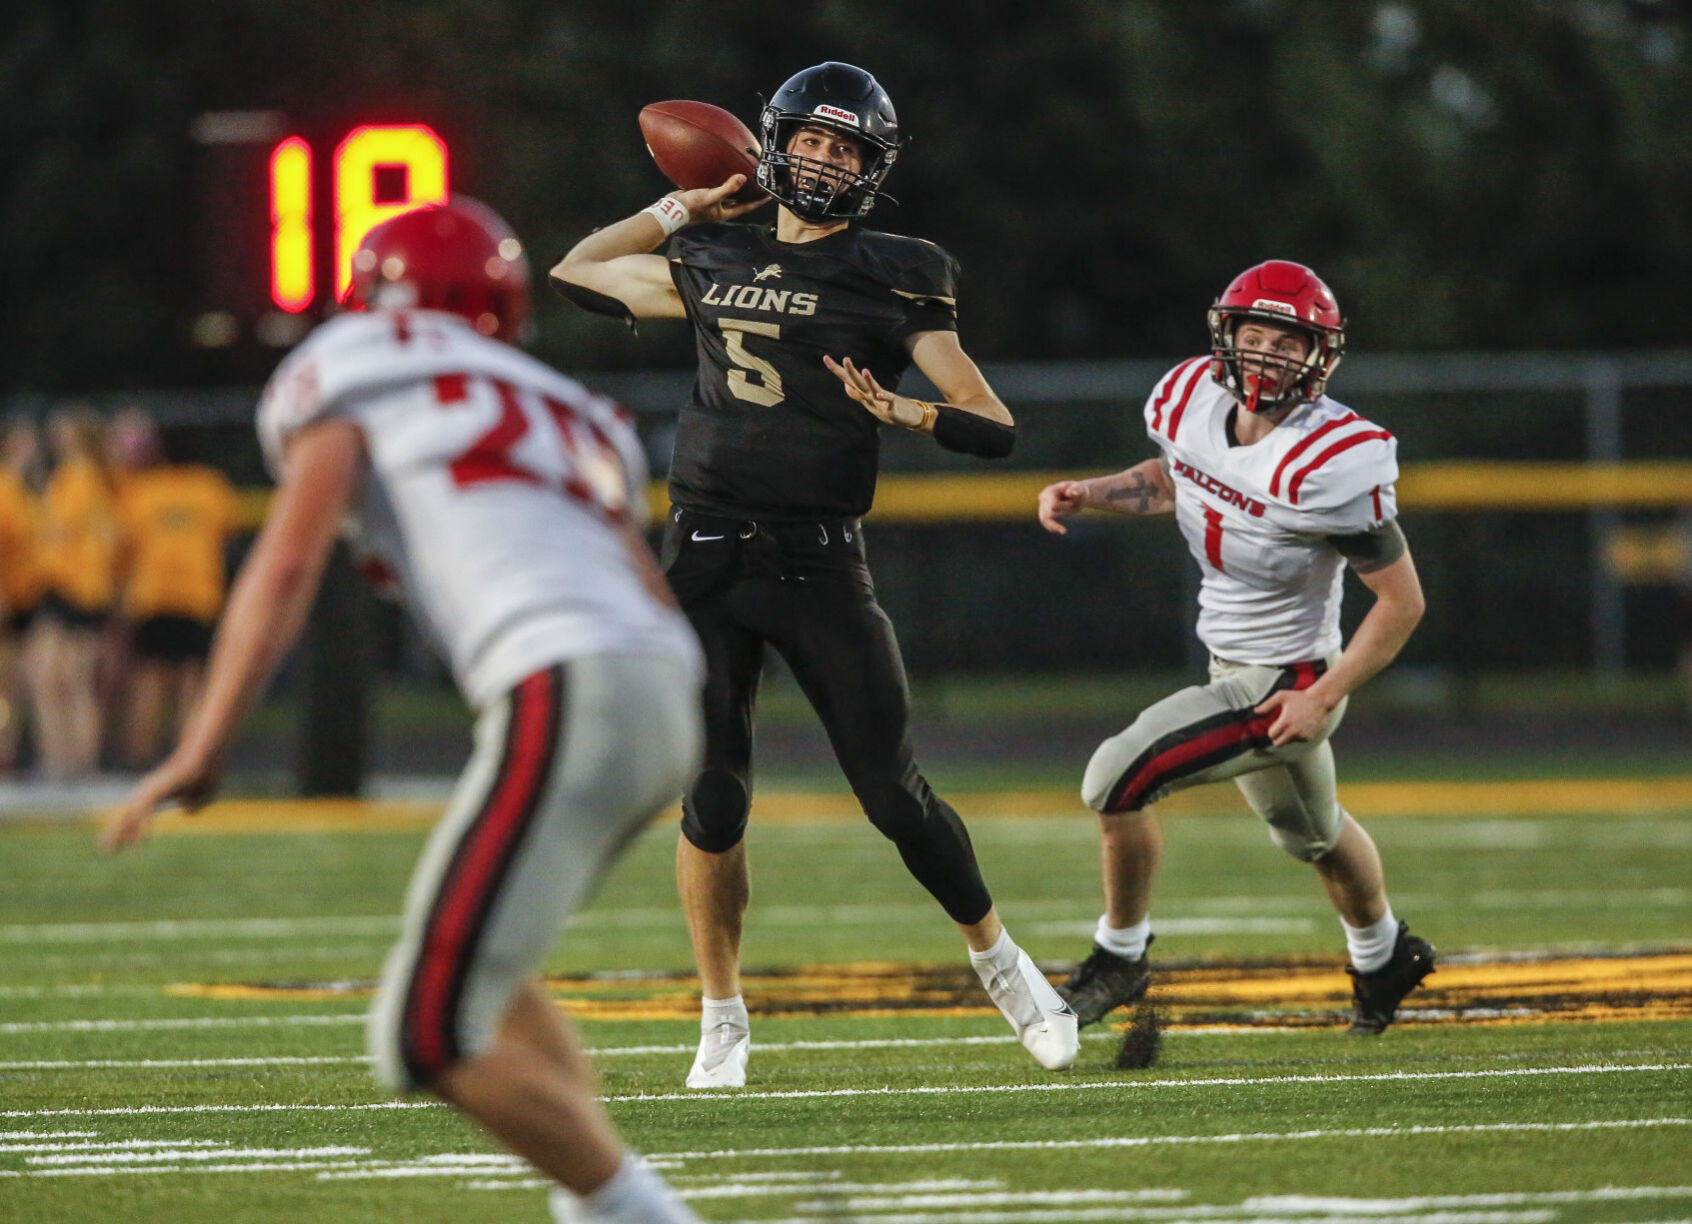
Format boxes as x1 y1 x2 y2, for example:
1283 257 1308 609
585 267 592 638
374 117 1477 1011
911 400 940 433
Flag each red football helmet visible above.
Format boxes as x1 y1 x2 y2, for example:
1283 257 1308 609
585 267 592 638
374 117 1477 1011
346 196 530 342
1207 260 1346 412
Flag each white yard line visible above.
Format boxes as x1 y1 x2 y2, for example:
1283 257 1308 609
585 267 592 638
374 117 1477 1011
0 1029 1278 1059
0 1014 365 1035
29 1145 367 1166
0 1055 365 1070
0 915 399 943
0 1102 436 1120
644 1116 1692 1161
765 1210 1555 1224
3 1066 1685 1121
606 1062 1692 1105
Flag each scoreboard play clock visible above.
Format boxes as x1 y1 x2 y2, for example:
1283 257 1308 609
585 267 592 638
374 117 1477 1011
192 114 450 348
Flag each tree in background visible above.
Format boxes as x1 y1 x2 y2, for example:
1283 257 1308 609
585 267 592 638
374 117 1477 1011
2 0 1688 392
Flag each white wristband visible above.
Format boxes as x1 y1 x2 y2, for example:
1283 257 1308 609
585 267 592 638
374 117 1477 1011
643 196 690 237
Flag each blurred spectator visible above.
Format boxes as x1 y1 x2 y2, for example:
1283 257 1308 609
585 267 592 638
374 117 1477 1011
110 411 238 768
0 418 46 771
28 408 119 778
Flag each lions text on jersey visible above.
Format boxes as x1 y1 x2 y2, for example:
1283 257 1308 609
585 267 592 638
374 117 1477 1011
1144 357 1398 666
257 308 699 709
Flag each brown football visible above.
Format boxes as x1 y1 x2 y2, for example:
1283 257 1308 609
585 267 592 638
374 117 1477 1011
638 100 765 199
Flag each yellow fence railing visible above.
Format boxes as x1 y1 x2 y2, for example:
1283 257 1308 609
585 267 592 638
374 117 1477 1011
233 462 1692 533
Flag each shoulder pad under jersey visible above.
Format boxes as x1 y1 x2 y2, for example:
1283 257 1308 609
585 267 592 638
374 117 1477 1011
1142 357 1212 444
1264 401 1397 514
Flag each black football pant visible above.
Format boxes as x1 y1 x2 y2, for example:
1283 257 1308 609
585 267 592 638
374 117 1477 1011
661 508 993 925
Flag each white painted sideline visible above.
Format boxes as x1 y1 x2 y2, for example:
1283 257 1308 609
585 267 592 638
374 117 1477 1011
644 1117 1692 1161
609 1062 1692 1105
2 1065 1685 1121
0 1015 365 1035
0 1030 1284 1069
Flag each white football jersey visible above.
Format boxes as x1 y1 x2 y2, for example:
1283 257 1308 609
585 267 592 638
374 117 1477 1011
1143 356 1399 665
258 309 700 709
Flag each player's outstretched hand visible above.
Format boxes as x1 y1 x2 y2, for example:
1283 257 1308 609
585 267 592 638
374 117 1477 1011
671 175 769 224
99 749 222 853
823 355 925 429
1037 480 1090 534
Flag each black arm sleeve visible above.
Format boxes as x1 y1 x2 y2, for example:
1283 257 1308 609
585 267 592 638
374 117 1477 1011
549 272 638 331
1330 519 1408 574
931 404 1016 459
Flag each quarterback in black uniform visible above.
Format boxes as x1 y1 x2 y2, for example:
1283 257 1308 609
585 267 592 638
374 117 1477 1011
554 61 1076 1087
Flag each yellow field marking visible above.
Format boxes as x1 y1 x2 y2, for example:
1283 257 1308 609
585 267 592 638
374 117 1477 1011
168 950 1692 1028
99 775 1692 837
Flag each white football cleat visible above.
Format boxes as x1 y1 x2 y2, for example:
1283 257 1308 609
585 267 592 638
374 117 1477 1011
975 948 1080 1071
685 1019 750 1088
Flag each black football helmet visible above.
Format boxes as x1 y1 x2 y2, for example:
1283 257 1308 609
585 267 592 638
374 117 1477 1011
756 62 901 221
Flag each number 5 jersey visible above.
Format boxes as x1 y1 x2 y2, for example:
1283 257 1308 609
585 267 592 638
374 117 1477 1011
665 221 960 522
1142 357 1400 667
257 309 699 710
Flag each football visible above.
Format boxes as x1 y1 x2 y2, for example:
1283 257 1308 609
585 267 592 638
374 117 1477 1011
638 100 765 199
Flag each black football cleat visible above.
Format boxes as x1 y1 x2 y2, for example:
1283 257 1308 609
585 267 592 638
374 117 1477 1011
1346 922 1435 1035
1056 935 1153 1028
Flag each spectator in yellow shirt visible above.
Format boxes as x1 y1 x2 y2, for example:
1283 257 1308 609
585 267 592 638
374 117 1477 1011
112 415 238 768
30 408 118 778
0 418 45 772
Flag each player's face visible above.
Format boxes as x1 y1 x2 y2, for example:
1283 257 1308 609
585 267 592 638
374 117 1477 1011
1233 320 1313 399
785 125 864 196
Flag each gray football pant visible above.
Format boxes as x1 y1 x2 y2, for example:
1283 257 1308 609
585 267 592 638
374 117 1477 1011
369 651 700 1091
1080 655 1348 861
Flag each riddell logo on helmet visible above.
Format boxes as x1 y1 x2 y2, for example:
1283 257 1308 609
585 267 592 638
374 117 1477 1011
1250 298 1298 317
813 104 860 126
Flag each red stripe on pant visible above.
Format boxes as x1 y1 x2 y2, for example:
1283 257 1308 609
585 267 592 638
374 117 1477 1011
1105 664 1323 814
1107 713 1270 813
402 669 558 1081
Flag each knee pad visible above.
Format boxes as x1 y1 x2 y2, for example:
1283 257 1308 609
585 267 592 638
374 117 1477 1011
1265 808 1343 862
679 768 749 853
1082 730 1145 813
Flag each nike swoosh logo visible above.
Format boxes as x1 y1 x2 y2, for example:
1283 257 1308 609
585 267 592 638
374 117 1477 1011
690 531 725 541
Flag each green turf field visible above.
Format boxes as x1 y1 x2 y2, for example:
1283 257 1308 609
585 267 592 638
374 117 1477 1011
2 784 1690 1222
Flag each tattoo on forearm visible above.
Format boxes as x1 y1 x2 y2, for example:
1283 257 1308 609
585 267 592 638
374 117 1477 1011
1103 471 1162 514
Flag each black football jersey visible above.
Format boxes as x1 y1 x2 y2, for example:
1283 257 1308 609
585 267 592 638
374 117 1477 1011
667 221 959 520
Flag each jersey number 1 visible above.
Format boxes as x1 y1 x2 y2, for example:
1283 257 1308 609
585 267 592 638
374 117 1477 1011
1202 506 1226 573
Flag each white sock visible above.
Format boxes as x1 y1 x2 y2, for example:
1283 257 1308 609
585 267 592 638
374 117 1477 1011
1343 908 1399 974
552 1153 702 1224
968 927 1019 975
1094 915 1150 961
699 994 747 1032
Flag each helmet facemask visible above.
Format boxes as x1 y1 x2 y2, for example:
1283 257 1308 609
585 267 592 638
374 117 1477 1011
1208 311 1336 413
757 115 897 221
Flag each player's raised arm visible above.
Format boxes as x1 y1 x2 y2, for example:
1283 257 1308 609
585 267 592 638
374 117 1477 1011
1038 457 1175 534
100 420 362 851
551 178 767 322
